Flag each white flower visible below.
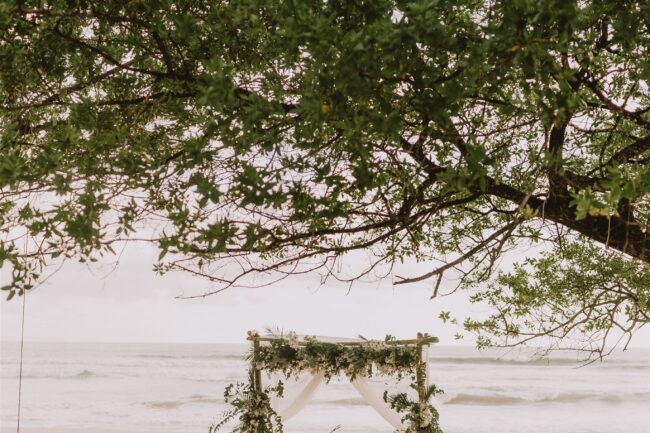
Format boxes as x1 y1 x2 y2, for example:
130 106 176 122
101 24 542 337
286 331 300 349
406 420 418 432
366 339 389 351
420 405 432 427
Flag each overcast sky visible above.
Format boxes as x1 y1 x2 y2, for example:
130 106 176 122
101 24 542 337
2 241 648 348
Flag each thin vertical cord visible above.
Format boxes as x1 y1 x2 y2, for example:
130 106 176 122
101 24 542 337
17 234 28 433
16 289 26 433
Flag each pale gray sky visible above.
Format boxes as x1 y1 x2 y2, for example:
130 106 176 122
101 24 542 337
1 241 648 348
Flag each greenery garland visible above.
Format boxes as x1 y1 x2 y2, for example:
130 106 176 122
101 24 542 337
252 332 421 380
212 332 443 433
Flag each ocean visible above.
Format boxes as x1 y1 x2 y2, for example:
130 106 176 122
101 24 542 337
1 342 648 433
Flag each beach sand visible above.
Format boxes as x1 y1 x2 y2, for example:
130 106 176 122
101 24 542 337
1 429 149 433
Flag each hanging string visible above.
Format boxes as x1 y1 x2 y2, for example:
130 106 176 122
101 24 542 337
17 234 28 433
16 287 26 433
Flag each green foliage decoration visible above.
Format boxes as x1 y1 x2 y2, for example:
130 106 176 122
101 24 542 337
386 384 444 433
210 377 283 433
253 333 422 380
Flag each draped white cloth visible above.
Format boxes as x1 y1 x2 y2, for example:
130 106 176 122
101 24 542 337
350 377 403 429
261 337 430 432
267 371 325 420
265 372 404 429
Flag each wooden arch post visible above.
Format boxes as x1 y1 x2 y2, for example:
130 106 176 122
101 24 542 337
249 333 262 392
415 332 435 405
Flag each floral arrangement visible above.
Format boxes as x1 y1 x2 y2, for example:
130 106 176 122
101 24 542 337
252 331 422 381
213 331 443 433
385 385 444 433
209 374 283 433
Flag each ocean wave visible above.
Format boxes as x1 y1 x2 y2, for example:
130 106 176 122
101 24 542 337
74 369 96 379
445 394 527 405
429 356 648 368
142 395 223 410
288 391 648 408
4 369 101 380
143 401 185 409
137 354 245 360
188 394 223 404
444 391 649 406
430 357 587 366
184 377 237 384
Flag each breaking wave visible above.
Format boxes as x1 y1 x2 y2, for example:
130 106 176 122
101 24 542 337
74 369 96 379
444 391 648 406
6 369 101 380
142 395 223 410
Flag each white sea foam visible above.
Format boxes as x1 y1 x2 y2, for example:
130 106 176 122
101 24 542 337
0 342 648 433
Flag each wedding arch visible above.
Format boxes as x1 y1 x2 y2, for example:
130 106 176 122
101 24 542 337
212 331 443 433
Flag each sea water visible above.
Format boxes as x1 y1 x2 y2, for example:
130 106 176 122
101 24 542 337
1 342 648 433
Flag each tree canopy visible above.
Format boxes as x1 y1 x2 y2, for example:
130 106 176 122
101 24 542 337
1 0 649 356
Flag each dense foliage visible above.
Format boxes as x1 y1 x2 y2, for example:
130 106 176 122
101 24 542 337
210 377 283 433
1 0 649 354
464 239 650 354
386 384 444 433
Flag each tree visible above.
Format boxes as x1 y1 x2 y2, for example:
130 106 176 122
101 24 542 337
1 0 648 357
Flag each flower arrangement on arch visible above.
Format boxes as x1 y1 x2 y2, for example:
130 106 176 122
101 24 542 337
385 384 445 433
251 333 422 381
210 373 284 433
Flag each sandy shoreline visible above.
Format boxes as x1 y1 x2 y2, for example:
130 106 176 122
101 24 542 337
1 429 189 433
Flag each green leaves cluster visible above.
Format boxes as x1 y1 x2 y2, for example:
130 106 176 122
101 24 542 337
464 238 650 357
210 376 283 433
0 0 648 352
386 385 444 433
253 336 422 381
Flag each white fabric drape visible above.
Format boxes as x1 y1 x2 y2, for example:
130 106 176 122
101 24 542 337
350 377 403 430
266 372 406 430
266 371 326 421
